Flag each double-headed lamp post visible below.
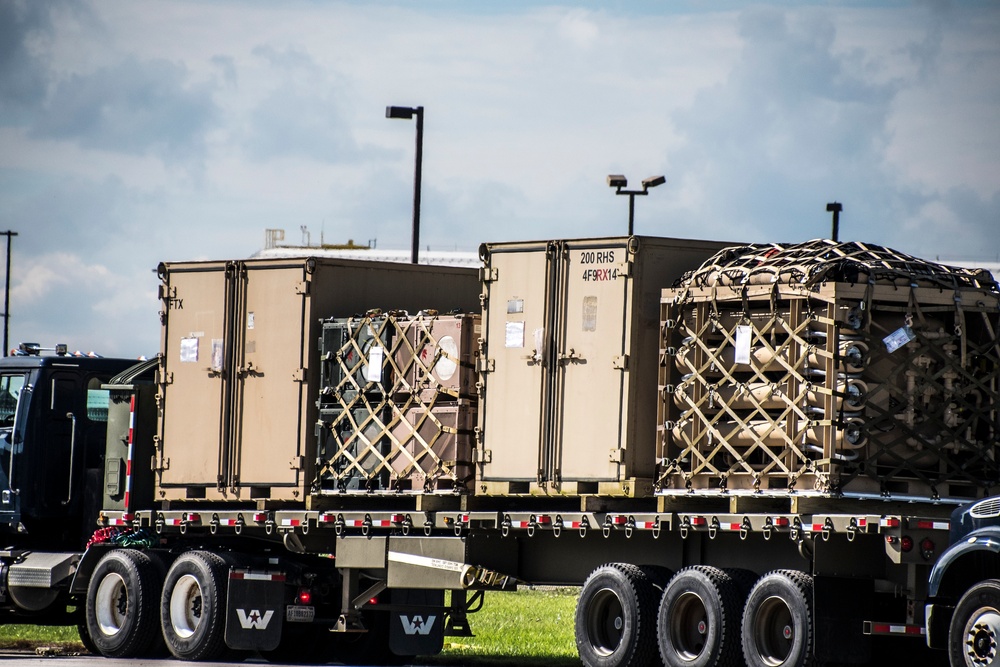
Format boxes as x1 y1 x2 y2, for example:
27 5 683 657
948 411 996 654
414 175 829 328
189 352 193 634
607 174 666 236
385 105 424 264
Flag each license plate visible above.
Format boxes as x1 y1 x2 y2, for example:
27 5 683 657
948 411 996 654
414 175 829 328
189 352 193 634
286 605 315 623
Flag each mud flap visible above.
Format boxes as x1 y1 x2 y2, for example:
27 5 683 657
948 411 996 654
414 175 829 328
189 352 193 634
388 588 445 656
814 575 872 663
225 570 285 651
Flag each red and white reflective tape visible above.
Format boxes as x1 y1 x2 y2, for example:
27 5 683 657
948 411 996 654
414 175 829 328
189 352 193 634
123 395 136 515
915 520 950 531
867 623 924 636
719 522 742 532
280 518 303 527
879 518 901 529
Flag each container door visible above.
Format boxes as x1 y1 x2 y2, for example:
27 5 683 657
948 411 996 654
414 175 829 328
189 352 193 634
553 242 630 481
160 267 230 489
233 263 308 490
481 246 553 482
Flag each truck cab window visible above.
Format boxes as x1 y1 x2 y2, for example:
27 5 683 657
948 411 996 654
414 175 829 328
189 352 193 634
86 378 110 423
0 374 25 428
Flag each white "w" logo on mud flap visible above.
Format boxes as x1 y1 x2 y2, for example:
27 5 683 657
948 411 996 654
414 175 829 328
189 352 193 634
399 615 437 635
236 609 275 630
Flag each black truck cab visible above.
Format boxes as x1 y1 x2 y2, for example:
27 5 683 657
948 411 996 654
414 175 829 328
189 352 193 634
0 346 136 551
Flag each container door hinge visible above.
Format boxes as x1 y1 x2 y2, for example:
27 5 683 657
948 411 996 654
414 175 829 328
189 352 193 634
158 370 174 385
612 354 629 370
478 358 495 373
480 268 498 283
609 448 624 463
475 449 492 464
153 455 170 472
295 280 310 295
289 456 305 471
292 368 306 382
617 261 632 279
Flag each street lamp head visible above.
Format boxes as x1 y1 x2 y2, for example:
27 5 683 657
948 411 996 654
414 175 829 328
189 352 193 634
386 106 417 119
642 175 666 189
607 174 627 189
826 202 843 213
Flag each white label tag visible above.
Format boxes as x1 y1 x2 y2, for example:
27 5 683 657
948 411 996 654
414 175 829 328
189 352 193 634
505 321 525 348
884 326 916 353
366 345 384 382
734 325 752 365
180 337 199 363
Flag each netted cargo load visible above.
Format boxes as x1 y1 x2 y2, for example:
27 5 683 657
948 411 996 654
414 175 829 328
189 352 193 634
313 312 480 495
657 239 1000 500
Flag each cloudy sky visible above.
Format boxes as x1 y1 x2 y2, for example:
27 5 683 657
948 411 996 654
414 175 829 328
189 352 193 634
1 0 997 357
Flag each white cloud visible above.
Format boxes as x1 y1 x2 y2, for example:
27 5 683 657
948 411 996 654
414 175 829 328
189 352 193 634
0 0 998 358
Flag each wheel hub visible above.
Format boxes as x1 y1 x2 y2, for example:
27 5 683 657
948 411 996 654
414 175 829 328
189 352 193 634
967 611 1000 665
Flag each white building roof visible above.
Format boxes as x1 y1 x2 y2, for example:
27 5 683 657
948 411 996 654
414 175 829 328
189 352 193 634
250 246 481 268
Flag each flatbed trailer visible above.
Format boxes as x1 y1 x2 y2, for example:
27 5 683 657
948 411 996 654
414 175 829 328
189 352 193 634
1 239 997 667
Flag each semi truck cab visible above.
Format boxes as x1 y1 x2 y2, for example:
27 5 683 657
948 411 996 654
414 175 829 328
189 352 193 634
927 496 1000 666
0 344 135 623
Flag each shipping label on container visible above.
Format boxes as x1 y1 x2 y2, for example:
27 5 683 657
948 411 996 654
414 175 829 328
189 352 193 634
884 326 916 353
734 325 752 364
367 345 385 382
180 337 199 363
211 339 224 371
582 296 598 332
505 321 525 348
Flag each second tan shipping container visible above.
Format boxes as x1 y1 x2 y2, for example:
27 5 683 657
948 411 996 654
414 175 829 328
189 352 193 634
476 236 729 496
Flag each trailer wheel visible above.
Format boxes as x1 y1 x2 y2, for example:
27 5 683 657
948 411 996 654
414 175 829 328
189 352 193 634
575 563 659 667
949 579 1000 667
84 549 164 658
160 550 229 661
741 570 816 667
658 566 746 667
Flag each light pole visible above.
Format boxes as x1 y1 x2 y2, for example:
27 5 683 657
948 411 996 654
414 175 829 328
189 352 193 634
607 174 666 236
827 202 843 242
386 105 424 264
1 231 16 357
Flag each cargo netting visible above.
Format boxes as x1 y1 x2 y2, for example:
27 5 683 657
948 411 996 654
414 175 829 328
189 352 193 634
676 239 999 292
314 312 479 495
658 246 1000 500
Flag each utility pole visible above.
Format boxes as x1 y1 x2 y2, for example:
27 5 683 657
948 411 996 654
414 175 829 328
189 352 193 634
827 202 843 242
1 231 17 357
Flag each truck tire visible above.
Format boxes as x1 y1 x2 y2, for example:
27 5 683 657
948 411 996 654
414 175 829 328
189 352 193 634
85 549 163 658
949 579 1000 667
741 570 817 667
575 563 659 667
160 550 229 661
658 566 745 667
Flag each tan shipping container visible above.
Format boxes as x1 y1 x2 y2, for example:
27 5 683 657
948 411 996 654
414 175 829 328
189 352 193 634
156 257 480 503
476 236 730 496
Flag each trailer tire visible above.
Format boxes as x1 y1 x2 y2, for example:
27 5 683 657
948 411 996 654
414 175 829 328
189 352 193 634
160 550 229 661
949 579 1000 667
575 563 659 667
85 549 164 658
658 566 745 667
741 570 817 667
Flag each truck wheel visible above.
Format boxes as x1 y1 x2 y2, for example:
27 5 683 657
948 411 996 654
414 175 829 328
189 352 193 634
949 579 1000 667
741 570 816 667
658 566 745 667
85 549 163 658
575 563 659 667
160 550 229 661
